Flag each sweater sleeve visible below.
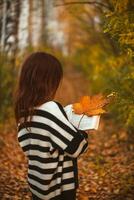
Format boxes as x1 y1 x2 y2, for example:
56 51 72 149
48 105 88 158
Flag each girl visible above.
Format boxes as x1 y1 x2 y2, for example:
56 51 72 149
14 52 88 200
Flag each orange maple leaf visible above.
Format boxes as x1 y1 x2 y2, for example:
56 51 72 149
72 93 114 116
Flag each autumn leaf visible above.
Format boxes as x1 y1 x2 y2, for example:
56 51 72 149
72 93 115 116
73 103 83 114
86 108 106 116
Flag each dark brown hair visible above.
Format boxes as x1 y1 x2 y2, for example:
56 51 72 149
14 52 63 128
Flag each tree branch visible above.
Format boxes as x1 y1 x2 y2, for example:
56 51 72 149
54 1 110 10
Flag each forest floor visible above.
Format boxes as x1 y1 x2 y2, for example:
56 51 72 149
0 66 134 200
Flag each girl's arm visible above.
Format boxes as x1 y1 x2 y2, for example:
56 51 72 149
47 104 88 158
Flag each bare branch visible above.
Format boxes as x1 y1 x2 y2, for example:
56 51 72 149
54 1 110 10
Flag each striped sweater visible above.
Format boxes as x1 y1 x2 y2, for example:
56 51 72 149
17 101 88 200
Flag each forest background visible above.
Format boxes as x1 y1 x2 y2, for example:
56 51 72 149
0 0 134 200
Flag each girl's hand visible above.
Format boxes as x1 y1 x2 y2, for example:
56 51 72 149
85 130 90 134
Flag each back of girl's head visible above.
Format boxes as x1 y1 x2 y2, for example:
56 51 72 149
14 51 63 125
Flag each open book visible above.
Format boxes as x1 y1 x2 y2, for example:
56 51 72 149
64 104 100 131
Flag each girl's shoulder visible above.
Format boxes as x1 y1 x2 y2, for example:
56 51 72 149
35 100 64 117
35 100 69 121
35 100 57 109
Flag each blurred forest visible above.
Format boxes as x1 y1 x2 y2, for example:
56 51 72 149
0 0 134 200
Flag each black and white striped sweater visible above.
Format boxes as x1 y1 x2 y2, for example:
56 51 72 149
17 101 88 200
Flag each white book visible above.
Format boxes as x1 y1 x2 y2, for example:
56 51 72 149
64 104 100 131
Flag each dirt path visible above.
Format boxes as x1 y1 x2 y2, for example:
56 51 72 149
0 66 134 200
55 65 90 105
0 121 134 200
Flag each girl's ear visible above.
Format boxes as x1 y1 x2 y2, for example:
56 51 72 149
58 79 63 90
58 77 63 88
54 79 63 99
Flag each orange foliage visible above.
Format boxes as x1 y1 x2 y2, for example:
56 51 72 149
72 93 114 116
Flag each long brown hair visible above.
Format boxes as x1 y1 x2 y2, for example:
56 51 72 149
14 52 63 128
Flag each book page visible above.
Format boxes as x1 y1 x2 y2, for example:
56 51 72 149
64 104 100 131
